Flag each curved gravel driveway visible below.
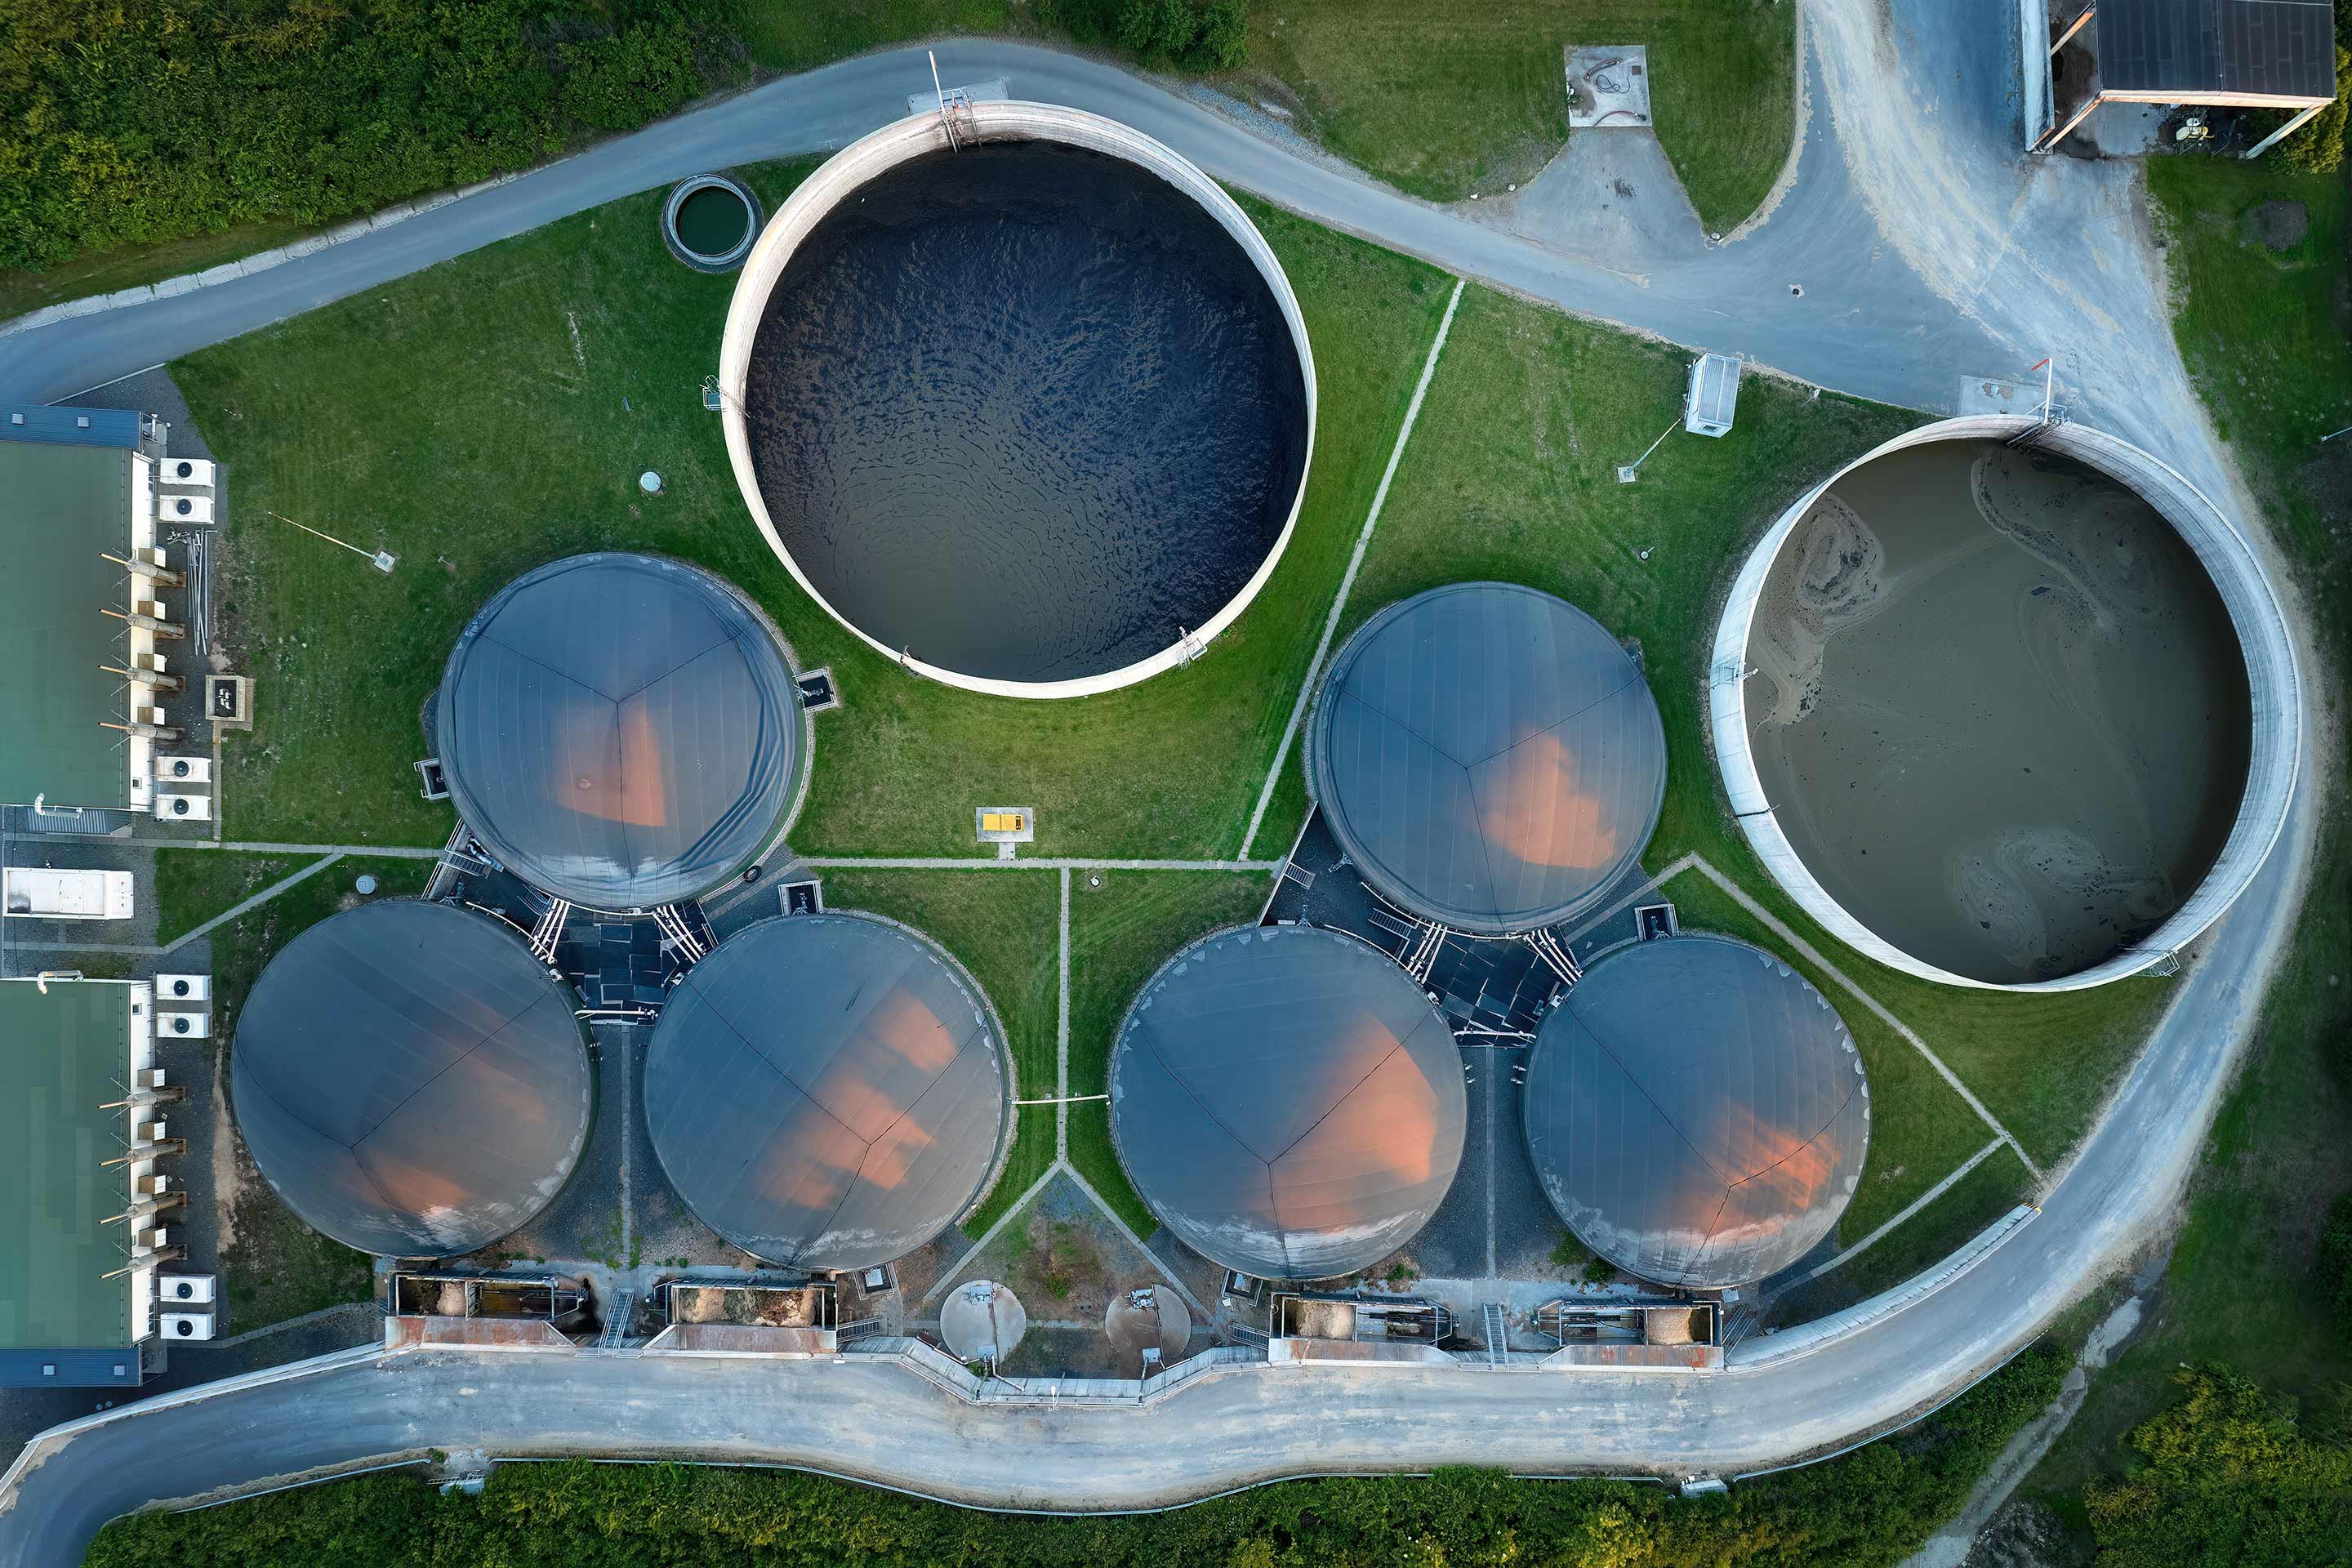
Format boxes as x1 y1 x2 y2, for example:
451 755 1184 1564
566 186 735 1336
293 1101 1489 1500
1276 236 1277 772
0 2 2319 1559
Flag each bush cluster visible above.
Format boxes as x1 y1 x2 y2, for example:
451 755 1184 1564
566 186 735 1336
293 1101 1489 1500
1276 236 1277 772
2319 1191 2352 1328
1044 0 1250 72
84 1341 2069 1566
2087 1365 2352 1566
0 0 729 274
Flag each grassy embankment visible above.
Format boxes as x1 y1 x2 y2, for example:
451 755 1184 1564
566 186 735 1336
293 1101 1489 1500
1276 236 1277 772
2024 151 2352 1553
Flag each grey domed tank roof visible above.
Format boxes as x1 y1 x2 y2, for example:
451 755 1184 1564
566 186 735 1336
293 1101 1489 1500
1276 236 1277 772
1311 583 1665 934
230 900 594 1258
1522 933 1870 1289
437 552 802 911
644 915 1009 1272
1109 925 1466 1281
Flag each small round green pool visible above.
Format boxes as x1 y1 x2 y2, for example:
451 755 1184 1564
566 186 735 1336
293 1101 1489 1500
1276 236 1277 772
676 185 751 257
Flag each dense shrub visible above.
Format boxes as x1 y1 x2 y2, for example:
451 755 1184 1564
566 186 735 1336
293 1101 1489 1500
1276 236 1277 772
83 1341 2068 1566
2274 46 2350 174
2319 1191 2352 1326
1046 0 1250 71
0 0 738 274
2086 1365 2352 1566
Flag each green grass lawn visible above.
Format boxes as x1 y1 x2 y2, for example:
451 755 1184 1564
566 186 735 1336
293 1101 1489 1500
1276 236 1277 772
813 869 1062 1230
206 856 431 1330
176 165 1453 859
1236 0 1797 227
152 851 305 945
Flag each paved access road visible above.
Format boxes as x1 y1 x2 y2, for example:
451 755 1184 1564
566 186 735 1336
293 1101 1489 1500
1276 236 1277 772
0 1 2319 1558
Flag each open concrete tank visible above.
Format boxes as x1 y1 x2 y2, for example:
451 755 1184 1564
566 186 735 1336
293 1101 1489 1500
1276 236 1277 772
1713 418 2298 990
1108 926 1466 1281
437 552 804 913
719 104 1315 697
230 900 594 1258
1523 933 1869 1289
643 914 1010 1272
1311 583 1666 934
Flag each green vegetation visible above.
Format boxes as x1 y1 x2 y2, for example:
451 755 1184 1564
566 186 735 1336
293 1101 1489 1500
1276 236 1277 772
729 2 1014 74
150 851 304 945
2083 1367 2352 1565
0 216 320 326
1236 1 1797 226
0 0 734 277
86 1339 2071 1566
175 172 1452 858
209 856 430 1330
816 870 1062 1229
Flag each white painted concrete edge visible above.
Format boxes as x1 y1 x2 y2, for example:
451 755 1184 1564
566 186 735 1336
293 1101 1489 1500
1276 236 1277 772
1706 414 2302 992
717 100 1318 700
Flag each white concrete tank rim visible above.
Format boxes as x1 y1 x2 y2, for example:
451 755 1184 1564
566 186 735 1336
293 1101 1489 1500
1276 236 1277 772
718 101 1317 700
1707 415 2301 992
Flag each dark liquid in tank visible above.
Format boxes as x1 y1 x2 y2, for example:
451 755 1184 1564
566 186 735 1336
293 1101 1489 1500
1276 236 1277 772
742 141 1311 684
676 186 750 255
1744 442 2252 984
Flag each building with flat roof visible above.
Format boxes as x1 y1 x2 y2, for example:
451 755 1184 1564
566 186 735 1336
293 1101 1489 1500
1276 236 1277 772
0 978 167 1388
0 409 173 814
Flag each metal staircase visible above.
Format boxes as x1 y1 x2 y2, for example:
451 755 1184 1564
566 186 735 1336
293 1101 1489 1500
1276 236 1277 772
1482 1302 1510 1367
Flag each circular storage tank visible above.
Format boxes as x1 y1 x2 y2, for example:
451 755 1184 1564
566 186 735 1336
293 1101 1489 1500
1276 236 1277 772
941 1280 1027 1362
1109 926 1467 1281
663 174 760 272
1106 1285 1191 1368
437 553 805 913
719 104 1316 697
1523 934 1869 1289
1712 418 2299 990
644 914 1011 1272
1312 583 1667 934
231 901 594 1258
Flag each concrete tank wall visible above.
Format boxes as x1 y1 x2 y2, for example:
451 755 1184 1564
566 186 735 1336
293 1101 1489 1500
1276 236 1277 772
719 101 1318 701
1708 415 2301 992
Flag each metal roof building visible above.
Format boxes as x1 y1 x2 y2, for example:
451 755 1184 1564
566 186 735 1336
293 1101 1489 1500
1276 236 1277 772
231 901 595 1258
1310 583 1666 935
1522 935 1869 1289
438 553 803 912
0 978 158 1388
0 412 161 812
1108 926 1467 1281
644 915 1009 1272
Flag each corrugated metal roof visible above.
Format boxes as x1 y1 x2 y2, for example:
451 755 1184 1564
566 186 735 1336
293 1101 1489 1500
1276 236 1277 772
643 915 1009 1272
2100 0 2338 100
230 901 595 1258
1522 935 1869 1289
1312 584 1665 934
1 405 143 449
0 981 133 1352
1109 926 1467 1281
0 441 133 808
438 554 802 912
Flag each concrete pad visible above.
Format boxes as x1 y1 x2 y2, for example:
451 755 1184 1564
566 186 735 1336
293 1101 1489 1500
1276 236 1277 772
1469 130 1707 267
1566 46 1651 129
906 78 1009 117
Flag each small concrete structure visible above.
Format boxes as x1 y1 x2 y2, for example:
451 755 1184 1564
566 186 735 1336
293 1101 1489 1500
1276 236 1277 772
941 1281 1027 1365
1106 1285 1191 1373
1566 46 1652 129
1684 353 1742 437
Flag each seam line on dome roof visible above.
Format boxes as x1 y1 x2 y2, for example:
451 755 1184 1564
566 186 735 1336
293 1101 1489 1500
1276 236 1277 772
804 1027 994 1260
609 630 741 706
234 1068 409 1237
1453 669 1642 772
476 630 623 704
1455 768 1512 925
1565 1012 1740 1189
676 989 868 1151
345 990 575 1148
1261 1031 1411 1168
1331 679 1474 770
1690 1186 1735 1272
1718 1083 1861 1192
1128 1018 1277 1169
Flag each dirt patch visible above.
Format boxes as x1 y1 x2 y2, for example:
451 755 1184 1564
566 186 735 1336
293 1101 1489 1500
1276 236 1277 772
2239 198 2309 252
1963 1498 2070 1567
209 1048 243 1256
